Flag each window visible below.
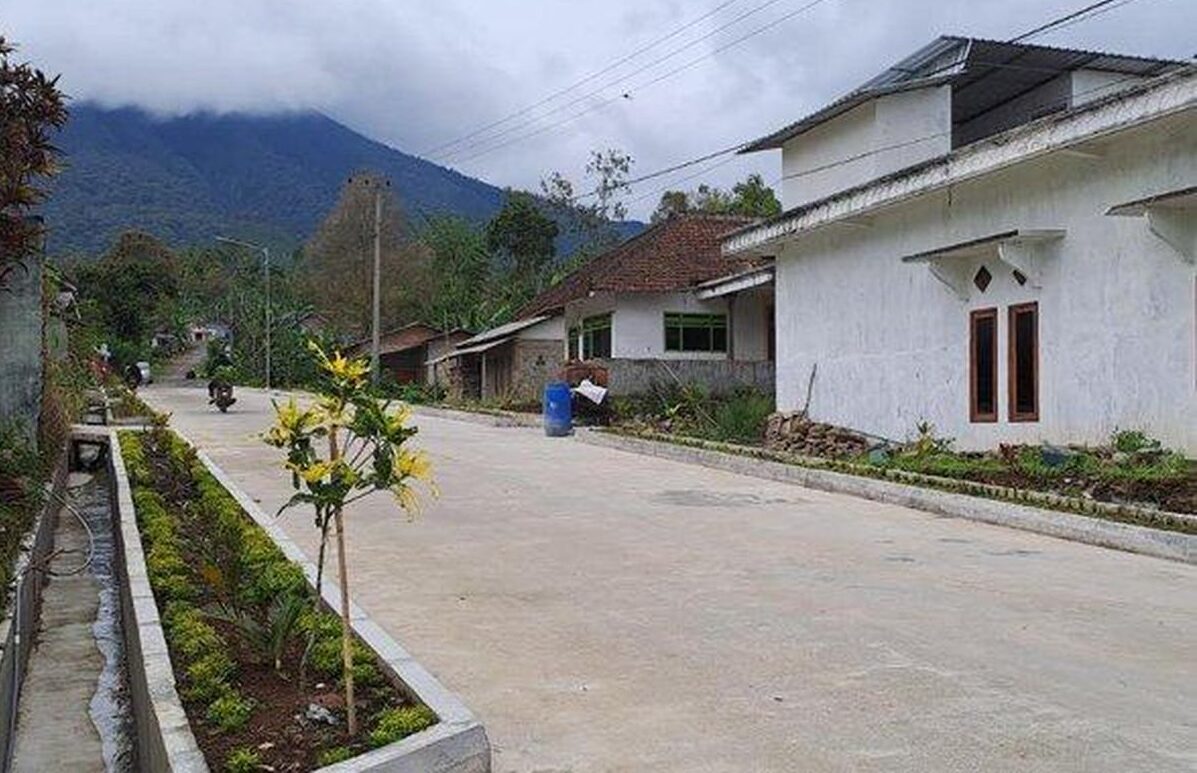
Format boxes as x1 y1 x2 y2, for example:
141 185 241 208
568 326 580 360
581 314 611 359
664 313 727 353
969 308 998 422
1008 302 1039 422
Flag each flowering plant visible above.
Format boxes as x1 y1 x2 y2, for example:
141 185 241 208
265 342 432 733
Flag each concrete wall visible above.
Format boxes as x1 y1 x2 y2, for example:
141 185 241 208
781 86 952 209
773 111 1197 452
564 291 772 363
0 255 44 444
605 359 775 397
0 450 66 770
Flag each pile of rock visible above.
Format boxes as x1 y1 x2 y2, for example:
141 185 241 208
763 411 870 459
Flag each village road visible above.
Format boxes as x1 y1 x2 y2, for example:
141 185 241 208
144 382 1197 773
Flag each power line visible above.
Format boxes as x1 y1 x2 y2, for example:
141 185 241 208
423 0 748 157
442 0 833 166
1009 0 1135 42
433 0 799 163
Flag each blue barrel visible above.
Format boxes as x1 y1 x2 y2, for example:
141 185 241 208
543 381 573 437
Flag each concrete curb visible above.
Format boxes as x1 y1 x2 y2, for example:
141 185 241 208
576 430 1197 565
189 437 491 773
0 445 68 770
108 429 209 773
412 404 540 429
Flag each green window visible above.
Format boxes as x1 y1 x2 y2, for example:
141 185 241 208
580 314 611 359
664 313 727 353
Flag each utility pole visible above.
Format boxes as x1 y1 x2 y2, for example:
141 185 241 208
371 183 382 386
216 236 271 391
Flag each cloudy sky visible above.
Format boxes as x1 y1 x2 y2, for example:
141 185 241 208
5 0 1194 217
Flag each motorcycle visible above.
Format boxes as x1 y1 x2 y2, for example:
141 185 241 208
208 379 237 413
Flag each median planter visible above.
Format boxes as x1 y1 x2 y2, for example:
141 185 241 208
113 426 488 772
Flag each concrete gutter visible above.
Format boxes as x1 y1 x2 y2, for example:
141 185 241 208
0 445 68 772
577 429 1197 565
188 435 491 773
413 404 541 429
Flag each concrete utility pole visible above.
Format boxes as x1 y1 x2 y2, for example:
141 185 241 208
216 236 271 391
371 184 382 386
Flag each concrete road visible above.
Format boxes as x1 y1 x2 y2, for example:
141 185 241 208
144 383 1197 773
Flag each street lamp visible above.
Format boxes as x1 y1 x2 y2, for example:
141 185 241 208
216 236 272 391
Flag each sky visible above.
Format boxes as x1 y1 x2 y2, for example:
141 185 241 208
5 0 1194 218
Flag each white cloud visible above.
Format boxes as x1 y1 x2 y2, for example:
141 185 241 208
6 0 1193 218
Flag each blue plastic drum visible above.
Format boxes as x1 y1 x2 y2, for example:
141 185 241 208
543 381 573 437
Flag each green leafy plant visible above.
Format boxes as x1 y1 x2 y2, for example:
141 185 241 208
264 342 433 734
1111 429 1153 454
208 592 307 672
368 705 437 748
224 746 260 773
316 746 354 766
206 692 255 733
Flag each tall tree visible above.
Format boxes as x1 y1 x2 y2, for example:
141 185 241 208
650 173 781 223
417 215 507 331
0 37 67 287
301 172 429 336
542 148 633 258
485 190 558 302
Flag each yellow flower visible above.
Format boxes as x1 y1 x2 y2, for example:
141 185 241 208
299 460 335 484
394 483 421 515
385 404 413 433
393 448 432 481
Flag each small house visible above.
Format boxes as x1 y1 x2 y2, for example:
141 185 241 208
725 36 1197 451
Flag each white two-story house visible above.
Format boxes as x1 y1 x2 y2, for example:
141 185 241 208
725 36 1197 452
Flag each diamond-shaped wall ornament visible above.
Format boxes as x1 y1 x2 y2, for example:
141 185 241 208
973 265 992 292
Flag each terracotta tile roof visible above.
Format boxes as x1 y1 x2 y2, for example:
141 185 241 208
518 214 766 319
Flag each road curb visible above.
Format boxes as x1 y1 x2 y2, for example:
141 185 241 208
412 405 540 428
576 430 1197 565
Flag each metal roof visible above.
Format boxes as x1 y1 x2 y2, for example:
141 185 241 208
741 36 1186 152
455 315 553 348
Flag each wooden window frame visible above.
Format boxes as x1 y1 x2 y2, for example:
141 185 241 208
969 307 998 423
1007 301 1039 423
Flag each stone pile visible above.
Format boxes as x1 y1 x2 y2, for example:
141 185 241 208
763 411 870 459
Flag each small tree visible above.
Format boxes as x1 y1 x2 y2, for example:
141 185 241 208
265 343 432 734
0 36 68 288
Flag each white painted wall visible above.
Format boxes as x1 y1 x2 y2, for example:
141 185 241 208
514 315 564 341
781 85 951 209
1072 69 1147 106
773 113 1197 452
563 290 772 362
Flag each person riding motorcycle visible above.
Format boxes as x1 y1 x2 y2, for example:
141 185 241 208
207 365 237 412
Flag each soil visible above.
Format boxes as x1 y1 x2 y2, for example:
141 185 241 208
954 466 1197 517
134 429 422 771
177 631 394 771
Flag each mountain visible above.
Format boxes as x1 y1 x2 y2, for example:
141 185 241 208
42 105 518 255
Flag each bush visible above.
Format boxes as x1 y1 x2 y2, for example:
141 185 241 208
368 705 437 748
224 747 260 773
316 746 354 766
711 389 773 443
183 650 236 703
207 692 255 733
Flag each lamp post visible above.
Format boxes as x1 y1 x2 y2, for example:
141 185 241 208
216 236 271 391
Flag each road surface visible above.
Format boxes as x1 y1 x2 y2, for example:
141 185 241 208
143 383 1197 773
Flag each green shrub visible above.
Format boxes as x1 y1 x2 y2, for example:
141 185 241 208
207 692 255 732
183 650 235 703
224 747 260 773
710 389 774 443
368 705 437 748
1112 429 1153 454
316 746 355 766
168 605 224 661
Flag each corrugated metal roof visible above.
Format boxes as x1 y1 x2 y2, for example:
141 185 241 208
455 315 553 348
741 35 1185 152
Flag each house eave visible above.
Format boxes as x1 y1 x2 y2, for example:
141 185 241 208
724 67 1197 257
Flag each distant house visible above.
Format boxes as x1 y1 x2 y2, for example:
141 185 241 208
429 316 564 403
725 36 1197 451
348 323 471 386
439 213 775 402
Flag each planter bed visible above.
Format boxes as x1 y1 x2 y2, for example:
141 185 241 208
118 426 439 771
591 427 1197 537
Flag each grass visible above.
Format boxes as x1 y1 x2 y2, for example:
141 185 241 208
612 384 774 444
0 421 50 608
